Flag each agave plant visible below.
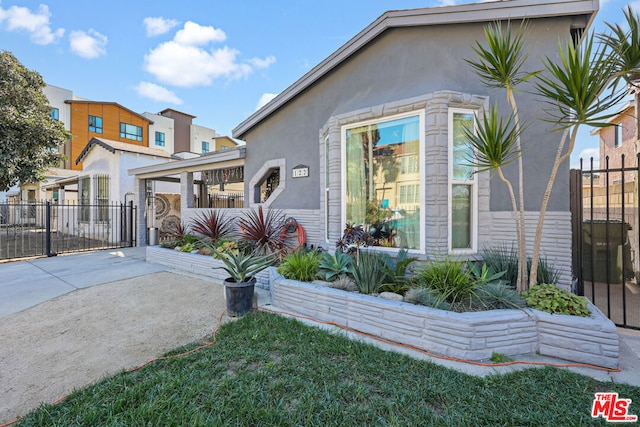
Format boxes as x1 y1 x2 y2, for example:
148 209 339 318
190 210 233 244
238 206 288 257
318 248 353 282
214 249 275 283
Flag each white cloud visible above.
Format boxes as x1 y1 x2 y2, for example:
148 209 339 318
256 93 278 111
134 82 183 105
573 147 600 169
174 21 226 46
143 17 180 37
69 29 107 59
249 55 276 69
0 4 64 44
144 21 275 87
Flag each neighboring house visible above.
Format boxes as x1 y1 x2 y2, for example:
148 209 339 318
592 99 637 185
231 0 599 286
66 100 153 171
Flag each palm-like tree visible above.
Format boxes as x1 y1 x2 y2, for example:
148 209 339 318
466 21 539 291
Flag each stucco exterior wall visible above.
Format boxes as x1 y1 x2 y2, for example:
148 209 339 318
144 112 175 155
241 18 576 213
597 106 637 185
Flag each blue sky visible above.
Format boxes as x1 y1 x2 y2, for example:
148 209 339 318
0 0 634 166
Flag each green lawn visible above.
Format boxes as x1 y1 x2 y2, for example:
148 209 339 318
17 311 640 426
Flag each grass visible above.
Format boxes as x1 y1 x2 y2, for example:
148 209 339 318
16 311 640 426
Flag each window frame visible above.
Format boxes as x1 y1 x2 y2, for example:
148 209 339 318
50 107 59 121
120 123 143 141
155 131 165 147
340 110 425 254
448 108 478 255
202 141 210 153
89 115 103 134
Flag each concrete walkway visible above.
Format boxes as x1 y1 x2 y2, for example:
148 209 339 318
0 247 166 318
0 247 639 424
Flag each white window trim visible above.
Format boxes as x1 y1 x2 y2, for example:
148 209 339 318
448 107 478 255
248 158 286 209
324 135 330 243
340 109 426 254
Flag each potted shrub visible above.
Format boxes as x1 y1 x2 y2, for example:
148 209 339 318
215 250 275 317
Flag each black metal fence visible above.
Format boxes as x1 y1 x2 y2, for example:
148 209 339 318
0 200 136 261
207 192 244 209
571 154 640 329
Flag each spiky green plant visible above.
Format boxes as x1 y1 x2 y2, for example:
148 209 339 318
413 259 475 305
277 248 321 282
404 287 451 311
214 250 275 283
349 252 387 294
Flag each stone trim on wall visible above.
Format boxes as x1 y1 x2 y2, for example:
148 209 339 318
319 90 490 256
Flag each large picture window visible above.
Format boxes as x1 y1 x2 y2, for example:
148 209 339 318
343 113 422 250
449 109 477 253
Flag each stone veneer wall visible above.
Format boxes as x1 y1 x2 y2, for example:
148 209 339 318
270 270 619 369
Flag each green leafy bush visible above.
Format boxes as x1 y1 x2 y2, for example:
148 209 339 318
413 259 475 304
318 249 353 282
350 252 387 294
522 284 591 317
277 249 321 282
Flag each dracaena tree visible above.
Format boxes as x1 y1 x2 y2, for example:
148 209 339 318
465 22 539 292
467 8 640 291
0 51 69 191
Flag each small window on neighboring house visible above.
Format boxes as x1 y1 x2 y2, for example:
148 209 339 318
615 124 622 148
79 177 91 221
155 131 165 146
120 123 143 141
94 175 109 222
50 108 59 120
89 116 103 134
202 141 210 153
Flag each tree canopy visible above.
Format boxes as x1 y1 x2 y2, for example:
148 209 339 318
0 51 68 192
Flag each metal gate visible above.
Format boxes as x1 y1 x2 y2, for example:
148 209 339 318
0 200 136 261
571 154 640 329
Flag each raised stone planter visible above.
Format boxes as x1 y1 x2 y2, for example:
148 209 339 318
269 269 619 369
146 246 270 289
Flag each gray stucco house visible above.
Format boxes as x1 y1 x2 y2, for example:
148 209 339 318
232 0 597 285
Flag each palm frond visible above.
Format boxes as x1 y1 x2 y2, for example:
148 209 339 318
465 20 541 90
535 32 626 129
599 5 640 88
463 105 522 173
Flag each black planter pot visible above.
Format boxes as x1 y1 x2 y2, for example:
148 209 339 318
224 277 256 317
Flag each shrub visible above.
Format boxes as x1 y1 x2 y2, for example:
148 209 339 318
481 245 561 288
522 284 591 317
413 259 475 304
190 210 233 244
474 282 526 310
350 252 387 294
277 249 321 282
238 206 288 257
404 288 451 310
382 248 417 284
318 249 353 282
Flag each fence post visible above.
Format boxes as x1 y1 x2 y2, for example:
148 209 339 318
128 200 134 247
45 201 53 257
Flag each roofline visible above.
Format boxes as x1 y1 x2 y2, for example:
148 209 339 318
159 108 197 118
65 100 154 124
590 98 636 135
128 146 246 178
232 0 598 139
76 137 171 164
